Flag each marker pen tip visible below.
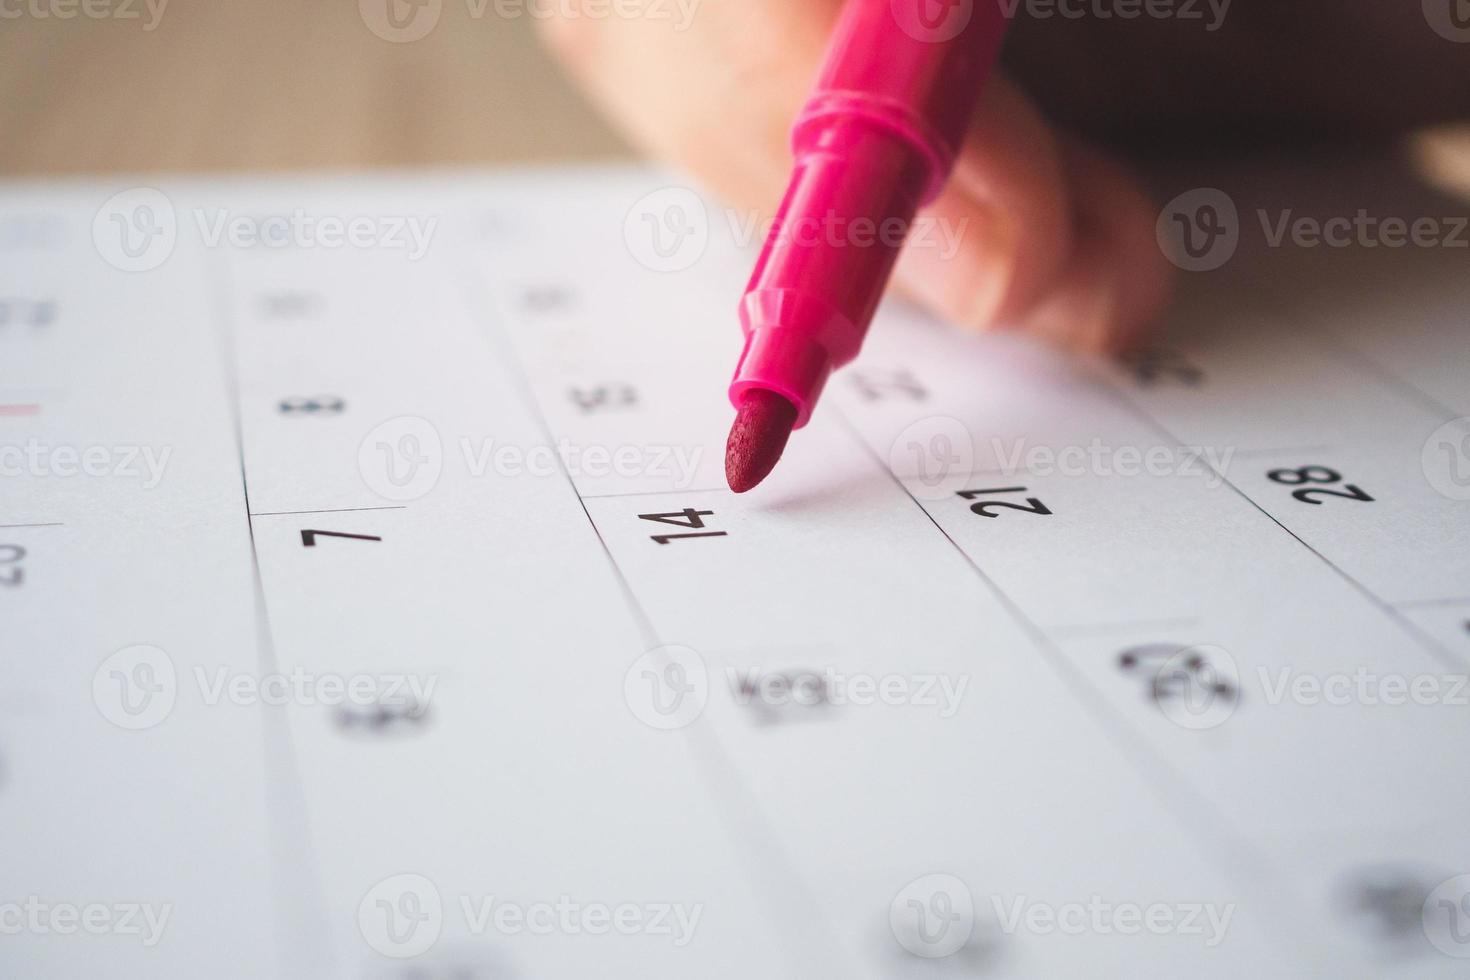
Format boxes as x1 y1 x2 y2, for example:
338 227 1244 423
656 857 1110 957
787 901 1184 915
724 389 797 493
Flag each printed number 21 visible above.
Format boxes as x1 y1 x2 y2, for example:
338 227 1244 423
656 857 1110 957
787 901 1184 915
957 487 1053 518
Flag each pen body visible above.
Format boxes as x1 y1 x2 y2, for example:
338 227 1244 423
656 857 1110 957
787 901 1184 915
730 0 1008 426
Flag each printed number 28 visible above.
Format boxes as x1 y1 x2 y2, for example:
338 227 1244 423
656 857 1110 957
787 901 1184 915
1267 466 1374 505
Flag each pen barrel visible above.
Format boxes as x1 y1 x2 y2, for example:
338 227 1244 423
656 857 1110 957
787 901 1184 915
729 0 1008 427
809 0 1009 199
732 120 928 427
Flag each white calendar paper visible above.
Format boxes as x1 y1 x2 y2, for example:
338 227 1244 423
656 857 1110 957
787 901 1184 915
2 162 1468 979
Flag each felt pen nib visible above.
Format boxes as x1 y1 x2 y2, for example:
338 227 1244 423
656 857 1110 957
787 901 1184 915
725 389 798 493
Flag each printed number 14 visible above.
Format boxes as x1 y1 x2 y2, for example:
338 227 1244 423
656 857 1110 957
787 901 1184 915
639 509 727 545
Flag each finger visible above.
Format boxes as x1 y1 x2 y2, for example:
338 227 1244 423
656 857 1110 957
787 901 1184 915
892 74 1072 333
537 1 1165 354
536 0 837 204
1011 138 1172 354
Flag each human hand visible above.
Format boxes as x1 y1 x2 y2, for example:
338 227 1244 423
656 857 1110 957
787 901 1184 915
538 0 1470 354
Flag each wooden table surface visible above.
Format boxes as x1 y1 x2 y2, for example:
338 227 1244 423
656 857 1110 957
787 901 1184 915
0 0 627 176
2 1 1467 195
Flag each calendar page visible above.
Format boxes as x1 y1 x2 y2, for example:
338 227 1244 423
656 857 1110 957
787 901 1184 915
2 162 1468 980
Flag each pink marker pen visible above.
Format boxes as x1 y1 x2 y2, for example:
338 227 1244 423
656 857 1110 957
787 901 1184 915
724 0 1010 492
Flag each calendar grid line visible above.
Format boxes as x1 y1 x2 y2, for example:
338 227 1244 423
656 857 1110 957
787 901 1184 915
1101 381 1469 672
461 267 851 967
208 249 340 970
1303 319 1463 423
456 260 664 647
1045 616 1204 638
828 406 1259 873
1392 595 1470 610
250 505 407 517
577 485 730 500
1227 445 1337 459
